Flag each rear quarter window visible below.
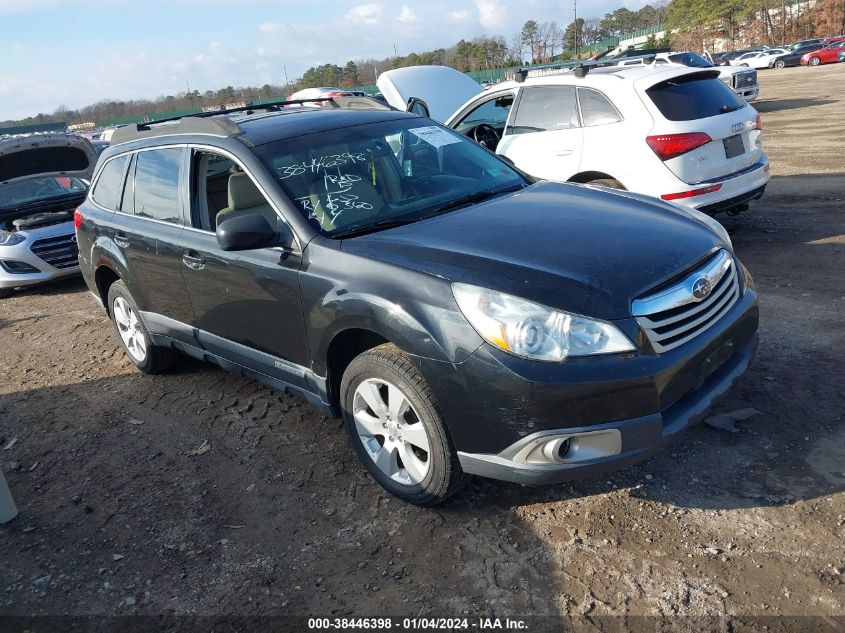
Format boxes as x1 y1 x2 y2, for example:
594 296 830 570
646 75 746 121
578 88 622 126
91 155 128 210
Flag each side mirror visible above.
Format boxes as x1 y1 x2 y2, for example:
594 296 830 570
216 213 293 251
406 97 430 118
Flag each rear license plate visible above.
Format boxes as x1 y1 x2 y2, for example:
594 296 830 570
723 134 745 159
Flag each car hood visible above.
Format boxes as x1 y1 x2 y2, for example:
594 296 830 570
376 65 483 123
0 134 97 189
341 182 728 320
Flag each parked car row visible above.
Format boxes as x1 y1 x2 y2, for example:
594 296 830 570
711 36 845 69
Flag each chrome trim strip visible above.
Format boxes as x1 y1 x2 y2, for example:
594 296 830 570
642 284 739 353
632 250 732 317
637 266 736 329
644 281 737 344
687 160 767 186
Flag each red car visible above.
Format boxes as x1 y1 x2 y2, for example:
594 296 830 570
801 40 845 65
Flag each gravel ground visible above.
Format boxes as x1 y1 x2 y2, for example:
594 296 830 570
1 64 843 623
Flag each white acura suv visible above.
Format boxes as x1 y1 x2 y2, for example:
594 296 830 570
378 64 770 216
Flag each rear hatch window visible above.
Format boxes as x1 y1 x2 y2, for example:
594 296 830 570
646 74 746 121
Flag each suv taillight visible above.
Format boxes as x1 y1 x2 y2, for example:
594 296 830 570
646 133 712 161
74 208 83 230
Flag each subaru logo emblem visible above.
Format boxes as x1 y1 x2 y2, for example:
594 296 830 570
692 277 712 300
731 122 744 134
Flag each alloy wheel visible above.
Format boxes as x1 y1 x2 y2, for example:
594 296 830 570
352 378 431 486
113 296 147 362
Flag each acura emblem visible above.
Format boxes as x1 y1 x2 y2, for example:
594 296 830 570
692 277 712 300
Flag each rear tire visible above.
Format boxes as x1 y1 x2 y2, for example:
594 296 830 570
0 288 13 299
587 178 625 190
107 280 178 374
340 343 469 506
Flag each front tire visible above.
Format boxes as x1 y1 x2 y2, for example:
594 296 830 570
775 60 785 69
340 344 469 505
0 288 13 299
107 280 178 374
809 56 820 66
587 178 625 190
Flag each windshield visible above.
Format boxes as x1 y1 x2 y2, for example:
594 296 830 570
0 177 88 209
668 53 713 68
255 117 525 237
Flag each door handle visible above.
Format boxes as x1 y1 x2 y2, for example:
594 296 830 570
182 250 206 271
114 232 130 248
554 150 574 156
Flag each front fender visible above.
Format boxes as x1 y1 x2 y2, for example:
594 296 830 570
301 243 483 377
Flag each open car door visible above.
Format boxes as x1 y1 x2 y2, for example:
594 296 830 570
376 65 484 123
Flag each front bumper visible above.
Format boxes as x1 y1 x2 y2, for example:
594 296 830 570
419 279 759 485
0 227 80 290
736 85 759 102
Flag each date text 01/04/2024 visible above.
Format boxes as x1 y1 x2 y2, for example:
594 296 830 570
307 617 528 630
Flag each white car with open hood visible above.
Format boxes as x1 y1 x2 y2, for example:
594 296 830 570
377 64 770 216
0 134 96 298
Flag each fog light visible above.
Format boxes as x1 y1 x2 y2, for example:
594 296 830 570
512 429 622 465
557 438 571 459
541 437 572 463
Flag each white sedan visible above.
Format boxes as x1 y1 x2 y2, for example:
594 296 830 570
734 49 789 69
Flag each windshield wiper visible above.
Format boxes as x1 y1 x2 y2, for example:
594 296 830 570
331 216 421 239
430 183 525 216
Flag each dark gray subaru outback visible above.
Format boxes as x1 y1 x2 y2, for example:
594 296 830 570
76 99 758 505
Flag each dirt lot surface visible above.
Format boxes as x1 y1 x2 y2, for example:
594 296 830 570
2 65 844 625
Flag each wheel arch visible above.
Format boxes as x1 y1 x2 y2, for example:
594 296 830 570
325 328 391 412
568 171 623 186
94 264 121 315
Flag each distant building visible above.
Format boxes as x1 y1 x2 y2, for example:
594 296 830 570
0 121 67 135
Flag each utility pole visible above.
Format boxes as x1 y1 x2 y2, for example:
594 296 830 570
780 0 785 45
573 0 579 56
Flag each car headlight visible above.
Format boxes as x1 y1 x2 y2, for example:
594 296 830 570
0 231 25 246
452 283 635 362
719 76 732 86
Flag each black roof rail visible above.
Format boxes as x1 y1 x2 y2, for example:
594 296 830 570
514 53 660 82
110 96 396 145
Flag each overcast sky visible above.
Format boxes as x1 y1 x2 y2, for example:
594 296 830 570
0 0 648 121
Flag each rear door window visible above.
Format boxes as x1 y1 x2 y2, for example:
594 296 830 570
646 75 746 121
577 88 622 126
511 86 580 134
132 148 182 223
91 155 128 210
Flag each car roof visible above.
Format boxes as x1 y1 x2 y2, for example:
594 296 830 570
234 108 416 146
516 64 712 88
106 99 416 150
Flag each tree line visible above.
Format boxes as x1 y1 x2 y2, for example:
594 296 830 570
3 0 842 129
